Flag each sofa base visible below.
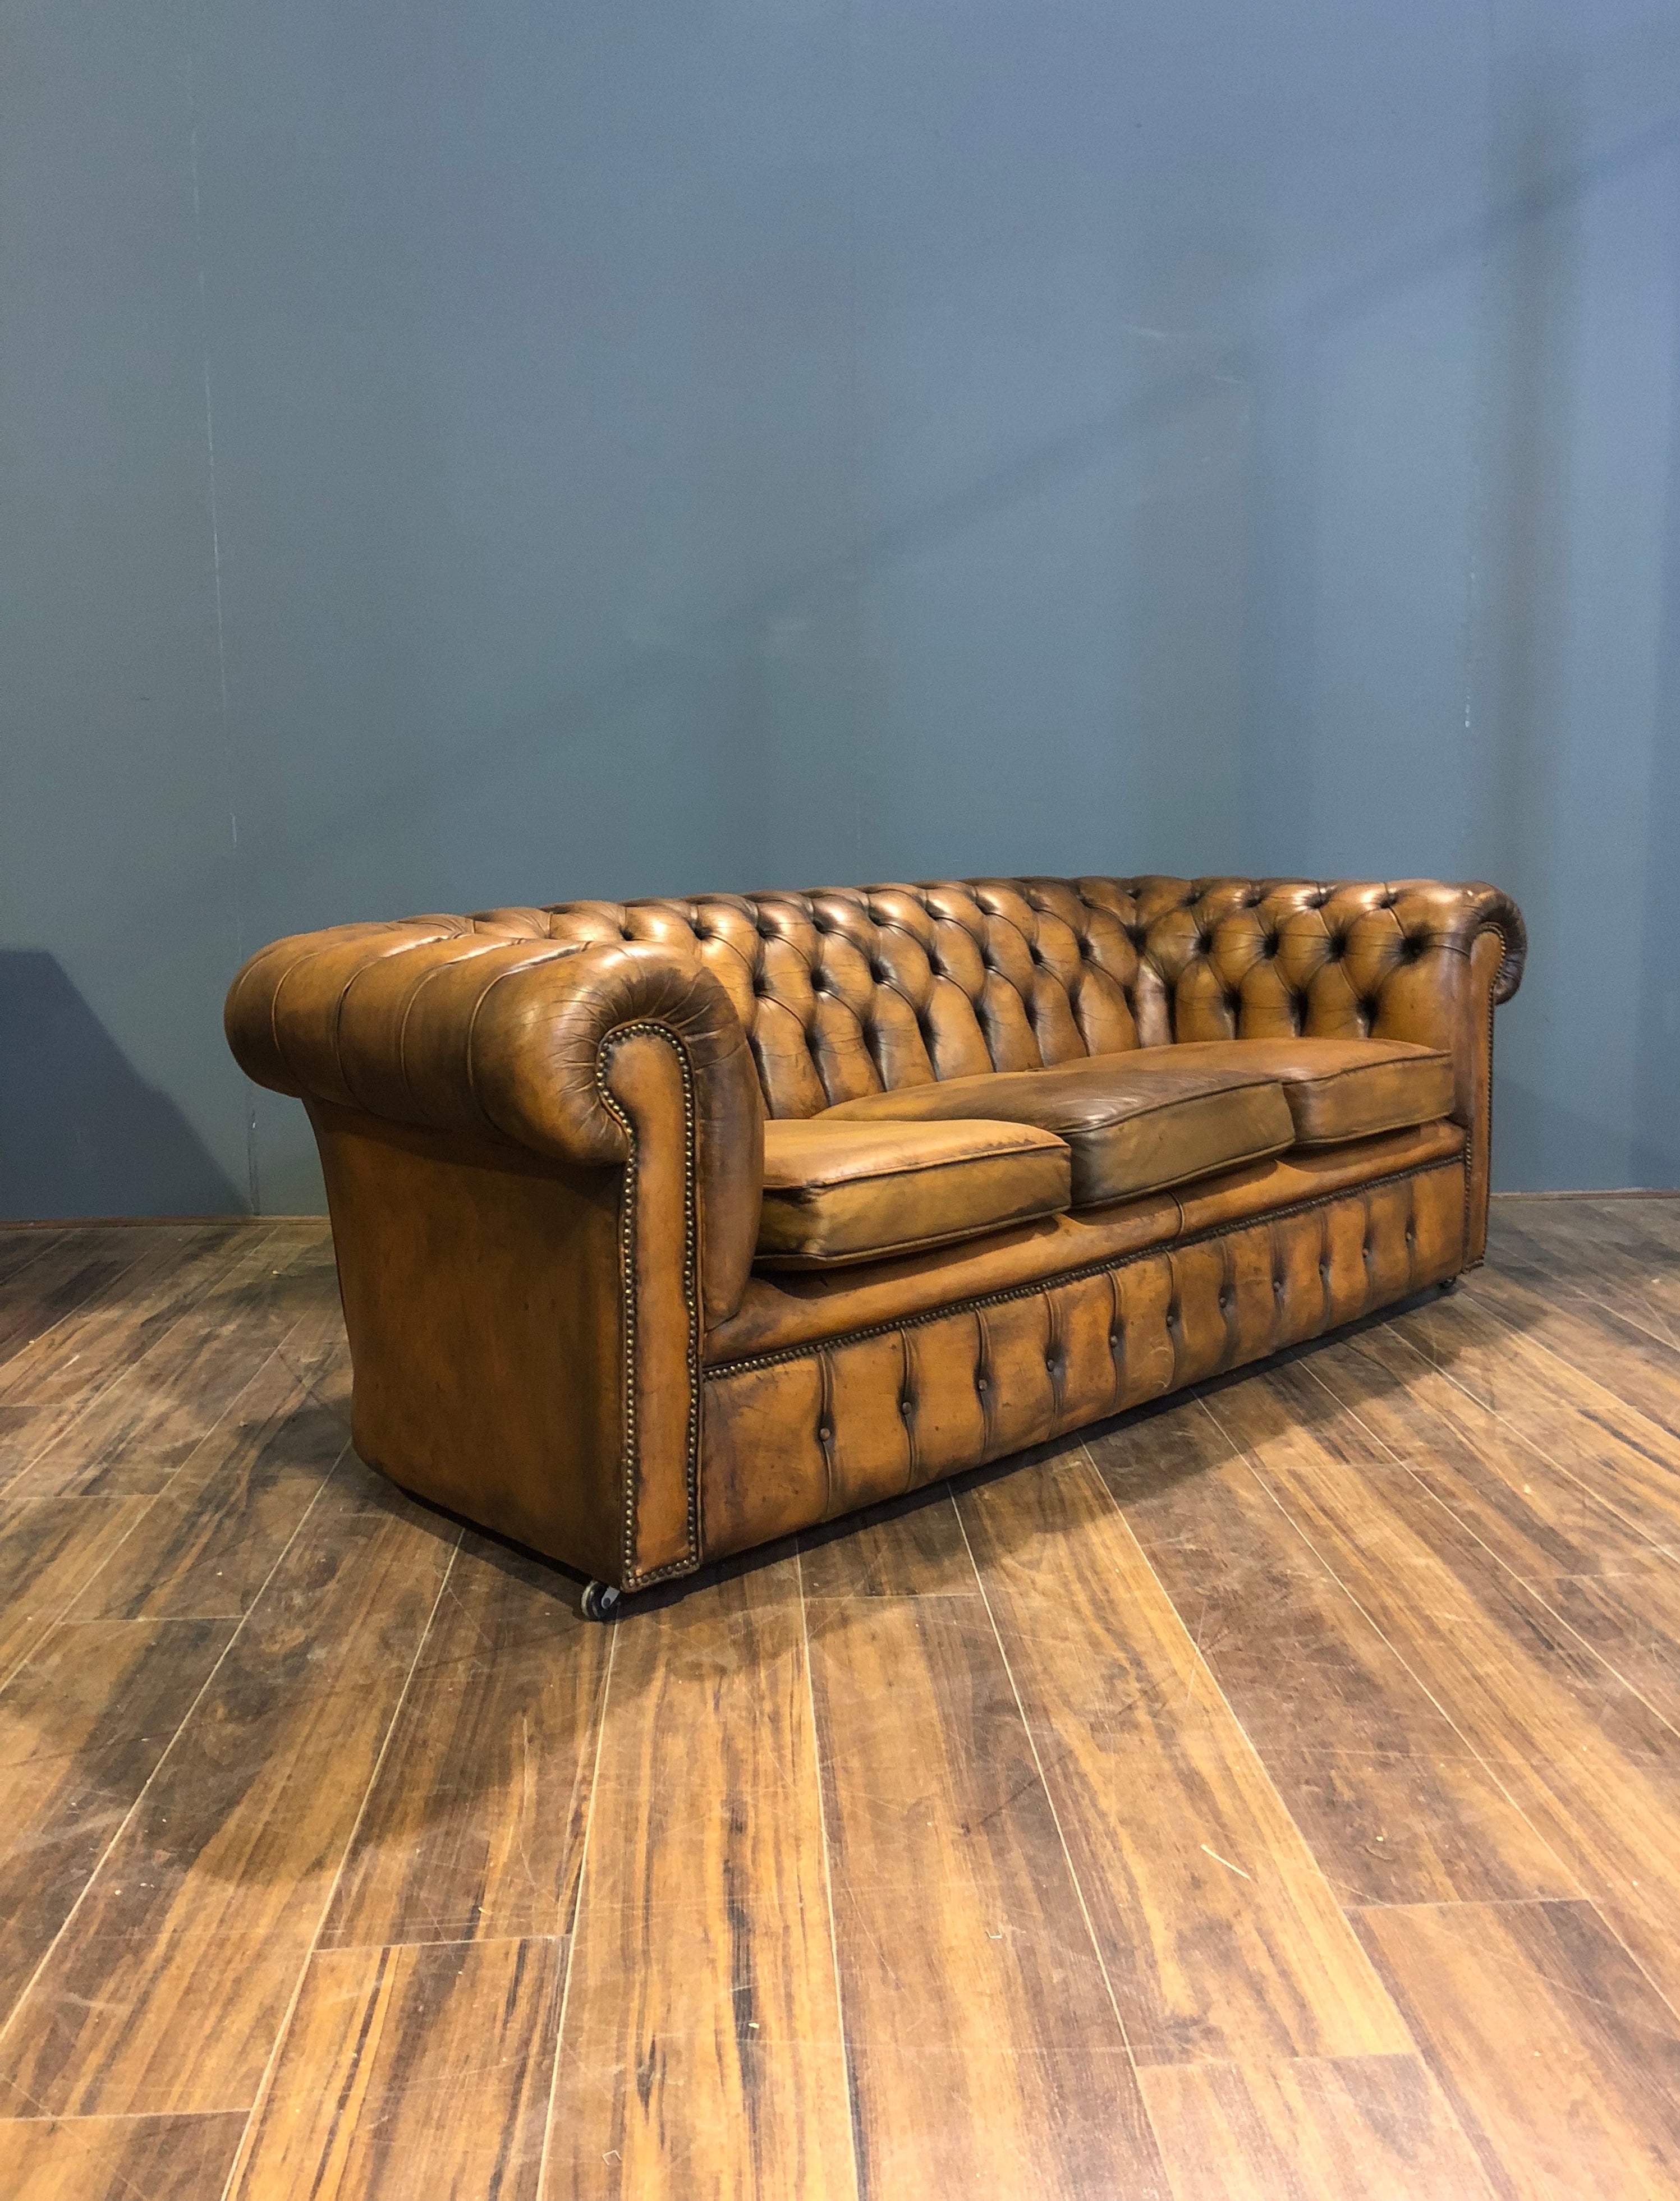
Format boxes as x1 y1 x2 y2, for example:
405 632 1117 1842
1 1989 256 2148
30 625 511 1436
696 1156 1466 1566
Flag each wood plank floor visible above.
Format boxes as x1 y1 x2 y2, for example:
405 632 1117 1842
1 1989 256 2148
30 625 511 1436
2 1199 1679 2197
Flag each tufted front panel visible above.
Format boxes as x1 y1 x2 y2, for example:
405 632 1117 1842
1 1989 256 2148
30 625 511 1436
469 876 1525 1120
699 1157 1465 1562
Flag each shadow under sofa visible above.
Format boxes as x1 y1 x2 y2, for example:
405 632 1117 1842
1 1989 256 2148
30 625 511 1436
224 873 1526 1611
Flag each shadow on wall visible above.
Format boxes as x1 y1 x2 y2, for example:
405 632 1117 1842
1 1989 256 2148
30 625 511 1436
0 951 246 1219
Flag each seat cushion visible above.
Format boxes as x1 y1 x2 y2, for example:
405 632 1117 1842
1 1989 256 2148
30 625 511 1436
1162 1039 1456 1145
820 1056 1295 1208
756 1117 1071 1269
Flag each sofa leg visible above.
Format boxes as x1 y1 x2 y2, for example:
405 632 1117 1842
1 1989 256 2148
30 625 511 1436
581 1579 623 1623
1438 1276 1462 1294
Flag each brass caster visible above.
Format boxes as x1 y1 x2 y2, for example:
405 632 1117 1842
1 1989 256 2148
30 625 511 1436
581 1579 622 1623
1438 1276 1462 1294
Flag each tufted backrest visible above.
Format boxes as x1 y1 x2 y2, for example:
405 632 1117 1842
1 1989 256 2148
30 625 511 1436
456 876 1517 1120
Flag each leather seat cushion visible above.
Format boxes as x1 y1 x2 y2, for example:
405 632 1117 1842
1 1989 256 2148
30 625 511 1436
820 1055 1295 1208
1162 1038 1456 1145
756 1117 1071 1269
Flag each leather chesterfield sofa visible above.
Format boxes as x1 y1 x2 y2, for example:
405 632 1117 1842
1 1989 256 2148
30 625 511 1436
226 875 1525 1612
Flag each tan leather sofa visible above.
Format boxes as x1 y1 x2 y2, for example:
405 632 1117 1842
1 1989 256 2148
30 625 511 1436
225 875 1525 1613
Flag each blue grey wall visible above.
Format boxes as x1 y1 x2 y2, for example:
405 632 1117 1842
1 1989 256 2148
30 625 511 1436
4 0 1678 1212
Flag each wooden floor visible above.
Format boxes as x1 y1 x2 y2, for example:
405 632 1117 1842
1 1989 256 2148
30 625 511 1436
1 1203 1679 2197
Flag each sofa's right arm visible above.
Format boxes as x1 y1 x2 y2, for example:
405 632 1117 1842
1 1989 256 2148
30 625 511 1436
227 920 765 1591
226 920 765 1328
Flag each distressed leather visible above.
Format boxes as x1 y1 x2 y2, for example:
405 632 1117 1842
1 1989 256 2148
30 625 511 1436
758 1118 1070 1269
1159 1037 1455 1145
225 873 1524 1591
703 1160 1468 1562
709 1119 1467 1367
821 1053 1296 1206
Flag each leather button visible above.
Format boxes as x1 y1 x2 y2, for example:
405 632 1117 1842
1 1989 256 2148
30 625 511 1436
975 1374 990 1393
816 1421 833 1444
898 1395 914 1418
1218 1288 1232 1311
1108 1330 1120 1349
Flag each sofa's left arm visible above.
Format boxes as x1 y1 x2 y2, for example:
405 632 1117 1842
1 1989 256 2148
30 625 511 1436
226 919 765 1588
226 919 765 1324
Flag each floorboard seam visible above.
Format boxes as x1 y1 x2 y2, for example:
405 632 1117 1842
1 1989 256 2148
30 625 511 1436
214 1518 465 2200
1424 1292 1680 1545
950 1479 1169 2186
1463 1272 1680 1432
1293 1351 1680 1755
1 1226 299 1498
796 1532 866 2201
0 1445 350 2074
1196 1387 1680 2041
535 1610 618 2201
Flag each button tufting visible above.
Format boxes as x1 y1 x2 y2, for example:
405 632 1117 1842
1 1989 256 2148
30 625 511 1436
975 1373 990 1393
816 1422 833 1444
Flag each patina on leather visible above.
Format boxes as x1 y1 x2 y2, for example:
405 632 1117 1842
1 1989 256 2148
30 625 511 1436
225 874 1525 1592
1157 1037 1455 1145
758 1117 1071 1269
821 1053 1296 1206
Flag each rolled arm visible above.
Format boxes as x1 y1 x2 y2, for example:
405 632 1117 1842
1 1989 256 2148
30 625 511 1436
226 918 765 1325
1136 875 1524 1265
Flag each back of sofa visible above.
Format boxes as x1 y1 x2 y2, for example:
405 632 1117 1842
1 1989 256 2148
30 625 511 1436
452 875 1504 1120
